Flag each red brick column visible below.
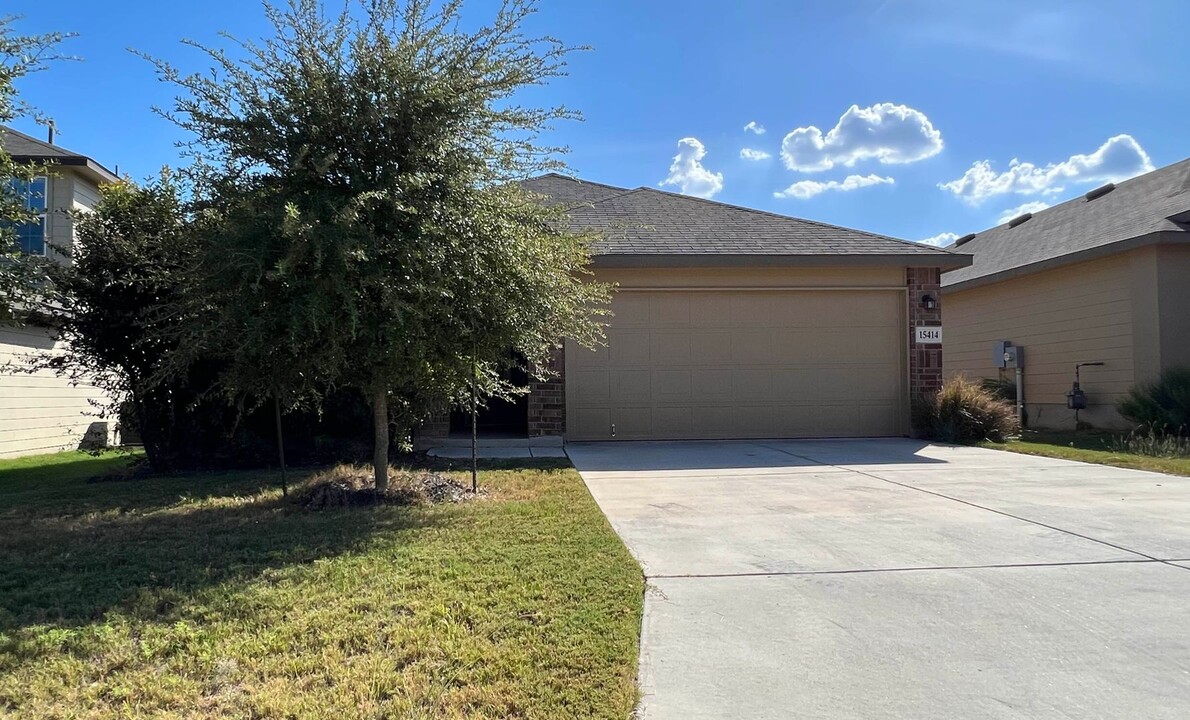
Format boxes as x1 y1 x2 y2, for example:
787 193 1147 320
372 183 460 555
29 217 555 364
528 345 565 437
907 267 943 407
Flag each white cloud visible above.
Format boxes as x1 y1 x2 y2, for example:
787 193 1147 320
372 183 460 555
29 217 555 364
773 173 895 200
744 121 766 135
919 232 959 247
660 137 723 199
996 200 1050 224
739 148 771 161
781 103 944 172
940 134 1154 204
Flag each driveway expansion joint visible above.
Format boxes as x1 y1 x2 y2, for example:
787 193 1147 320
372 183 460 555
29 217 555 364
757 442 1190 572
647 557 1190 581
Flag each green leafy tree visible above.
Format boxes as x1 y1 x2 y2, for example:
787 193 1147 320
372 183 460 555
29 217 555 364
33 175 214 470
146 0 609 490
0 16 74 319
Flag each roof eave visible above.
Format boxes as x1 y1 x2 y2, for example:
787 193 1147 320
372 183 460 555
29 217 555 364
592 253 973 269
942 230 1190 292
11 155 119 185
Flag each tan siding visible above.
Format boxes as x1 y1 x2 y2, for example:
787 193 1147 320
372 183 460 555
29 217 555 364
944 253 1139 430
1157 245 1190 371
45 174 73 262
0 325 114 458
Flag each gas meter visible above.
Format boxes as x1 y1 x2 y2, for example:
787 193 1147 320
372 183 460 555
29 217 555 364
1067 362 1105 412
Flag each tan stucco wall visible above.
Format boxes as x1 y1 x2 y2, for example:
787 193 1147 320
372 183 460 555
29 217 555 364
943 251 1146 430
0 325 115 458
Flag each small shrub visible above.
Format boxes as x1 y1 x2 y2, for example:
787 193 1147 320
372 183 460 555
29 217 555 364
915 375 1020 444
1106 428 1190 458
1118 367 1190 435
980 376 1018 403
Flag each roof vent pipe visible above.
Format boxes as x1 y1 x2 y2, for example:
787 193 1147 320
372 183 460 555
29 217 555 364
1007 213 1033 228
954 233 976 247
1084 183 1116 200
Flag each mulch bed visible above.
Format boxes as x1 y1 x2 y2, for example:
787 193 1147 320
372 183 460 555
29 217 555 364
296 465 485 509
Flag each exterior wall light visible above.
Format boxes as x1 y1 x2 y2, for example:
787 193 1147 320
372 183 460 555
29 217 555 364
921 293 937 310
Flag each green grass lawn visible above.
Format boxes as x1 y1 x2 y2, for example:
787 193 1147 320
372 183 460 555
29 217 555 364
0 451 643 719
982 430 1190 477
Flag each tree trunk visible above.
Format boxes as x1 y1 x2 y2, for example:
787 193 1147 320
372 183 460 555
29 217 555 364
470 359 478 493
274 394 288 497
372 387 389 493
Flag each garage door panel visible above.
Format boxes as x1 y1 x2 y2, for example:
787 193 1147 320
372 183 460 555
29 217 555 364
730 294 781 326
853 327 902 362
691 408 736 438
649 294 691 326
813 405 862 435
651 332 692 366
571 369 610 405
849 367 903 402
771 368 816 398
571 408 610 438
730 330 772 363
653 406 693 436
689 332 735 364
691 369 735 401
732 369 773 401
652 370 692 403
733 405 774 437
609 330 651 365
567 289 905 440
610 370 651 404
688 294 734 324
612 407 652 438
612 294 652 327
858 403 901 435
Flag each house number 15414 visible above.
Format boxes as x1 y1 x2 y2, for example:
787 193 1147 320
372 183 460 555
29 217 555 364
915 326 942 344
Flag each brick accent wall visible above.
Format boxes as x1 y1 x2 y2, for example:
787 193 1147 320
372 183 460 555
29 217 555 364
907 267 944 413
527 345 565 437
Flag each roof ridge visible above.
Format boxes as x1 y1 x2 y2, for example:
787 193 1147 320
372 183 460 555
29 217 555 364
629 186 966 256
535 172 633 194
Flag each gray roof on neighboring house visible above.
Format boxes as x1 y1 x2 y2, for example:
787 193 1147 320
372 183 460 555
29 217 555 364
522 173 970 268
1 126 118 183
943 157 1190 289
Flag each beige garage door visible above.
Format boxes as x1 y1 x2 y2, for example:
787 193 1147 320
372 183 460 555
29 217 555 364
566 289 907 440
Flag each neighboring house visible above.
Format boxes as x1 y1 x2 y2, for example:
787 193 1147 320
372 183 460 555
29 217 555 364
421 174 970 444
942 158 1190 430
1 127 118 458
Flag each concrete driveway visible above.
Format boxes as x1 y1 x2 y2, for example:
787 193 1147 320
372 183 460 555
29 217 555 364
565 439 1190 720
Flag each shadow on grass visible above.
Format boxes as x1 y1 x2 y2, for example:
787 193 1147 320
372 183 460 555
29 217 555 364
0 477 432 638
0 453 569 637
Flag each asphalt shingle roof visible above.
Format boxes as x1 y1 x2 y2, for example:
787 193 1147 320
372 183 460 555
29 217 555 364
943 157 1190 288
2 126 84 161
1 126 117 181
522 173 964 260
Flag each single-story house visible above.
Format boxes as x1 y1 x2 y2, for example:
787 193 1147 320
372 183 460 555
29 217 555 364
942 157 1190 430
421 174 970 444
1 126 118 458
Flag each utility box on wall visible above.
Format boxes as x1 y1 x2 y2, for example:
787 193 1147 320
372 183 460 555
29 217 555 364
993 341 1024 369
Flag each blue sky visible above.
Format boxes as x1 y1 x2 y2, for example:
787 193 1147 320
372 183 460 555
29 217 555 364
10 0 1190 245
